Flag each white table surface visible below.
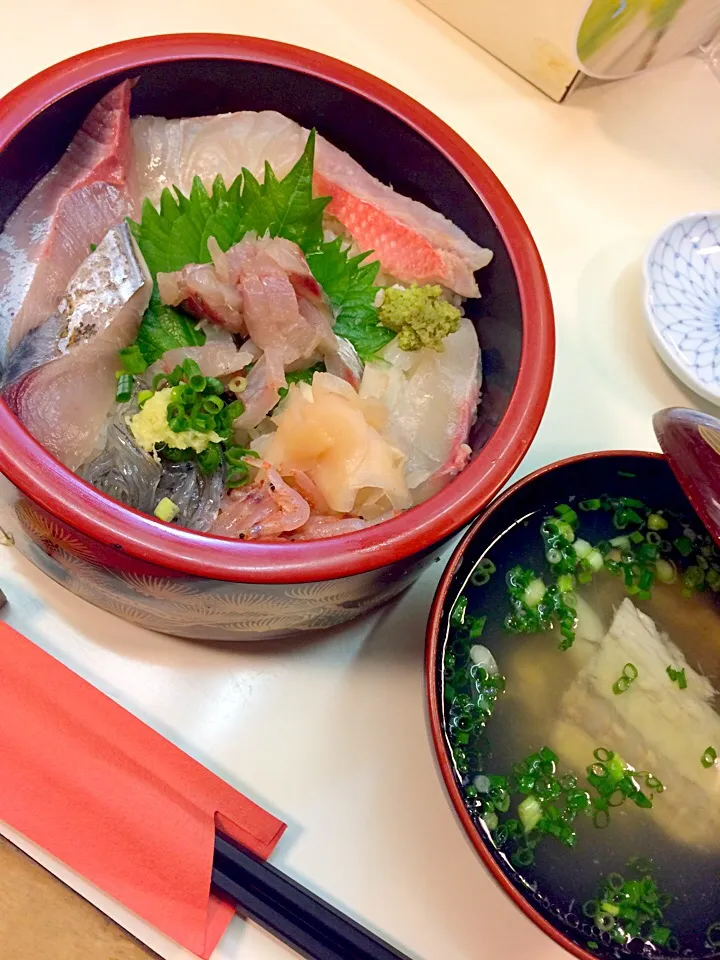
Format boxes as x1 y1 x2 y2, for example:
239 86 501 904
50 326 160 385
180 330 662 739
2 3 720 959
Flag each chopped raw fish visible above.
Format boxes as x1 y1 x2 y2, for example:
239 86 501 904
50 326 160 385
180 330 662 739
129 110 491 296
252 372 410 519
3 223 151 470
225 234 336 363
157 234 337 373
131 111 306 203
0 81 137 360
157 233 340 431
159 341 256 378
234 352 286 431
211 459 310 539
324 336 364 389
157 261 245 333
550 598 720 850
360 317 480 501
313 138 492 297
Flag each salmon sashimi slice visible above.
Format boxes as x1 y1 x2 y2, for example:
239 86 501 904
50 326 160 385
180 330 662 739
4 223 151 470
0 81 138 360
313 138 492 297
129 110 491 296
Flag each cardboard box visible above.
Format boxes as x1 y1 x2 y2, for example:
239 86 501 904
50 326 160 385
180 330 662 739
419 0 720 102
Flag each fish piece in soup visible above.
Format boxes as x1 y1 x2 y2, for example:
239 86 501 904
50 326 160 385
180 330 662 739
0 81 137 360
550 597 720 850
3 223 151 470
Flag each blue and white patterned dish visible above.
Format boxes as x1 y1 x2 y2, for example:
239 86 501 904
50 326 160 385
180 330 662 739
644 212 720 406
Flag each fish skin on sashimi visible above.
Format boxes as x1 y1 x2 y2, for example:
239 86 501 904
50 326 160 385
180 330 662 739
4 223 151 471
313 138 492 298
0 80 137 360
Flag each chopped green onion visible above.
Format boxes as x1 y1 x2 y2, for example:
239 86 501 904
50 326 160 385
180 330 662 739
190 412 214 433
468 616 487 640
594 913 615 932
573 539 592 559
205 376 225 395
115 373 134 403
518 795 544 834
168 415 190 433
613 663 637 694
585 549 604 573
450 594 467 628
707 922 720 947
228 374 248 394
225 446 252 466
226 465 251 488
555 504 578 526
655 558 676 583
702 746 717 768
557 573 575 593
666 666 687 689
152 373 168 392
182 357 202 380
647 513 668 531
196 442 222 475
137 389 153 408
470 557 496 587
674 536 693 556
118 345 149 374
579 499 601 511
523 578 546 608
223 399 245 424
154 497 179 522
201 395 224 414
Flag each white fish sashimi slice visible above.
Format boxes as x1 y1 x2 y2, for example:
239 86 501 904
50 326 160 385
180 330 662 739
3 223 151 470
360 317 480 501
0 81 137 360
129 110 490 297
131 111 306 203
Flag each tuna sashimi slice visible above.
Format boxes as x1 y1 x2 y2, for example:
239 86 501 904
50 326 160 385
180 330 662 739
0 80 137 360
313 138 492 297
4 223 151 470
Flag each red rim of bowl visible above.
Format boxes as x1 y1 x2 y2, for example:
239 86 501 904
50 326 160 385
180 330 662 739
425 450 664 960
0 33 554 584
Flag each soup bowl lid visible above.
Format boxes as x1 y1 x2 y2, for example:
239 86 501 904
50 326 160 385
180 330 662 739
653 407 720 550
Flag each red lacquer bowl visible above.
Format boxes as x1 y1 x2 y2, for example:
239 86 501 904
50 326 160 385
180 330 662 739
0 35 554 641
426 451 712 960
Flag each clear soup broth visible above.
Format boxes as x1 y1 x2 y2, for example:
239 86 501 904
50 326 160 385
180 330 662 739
441 473 720 959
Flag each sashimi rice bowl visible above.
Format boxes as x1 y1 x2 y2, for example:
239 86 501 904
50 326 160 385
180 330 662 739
0 37 553 639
